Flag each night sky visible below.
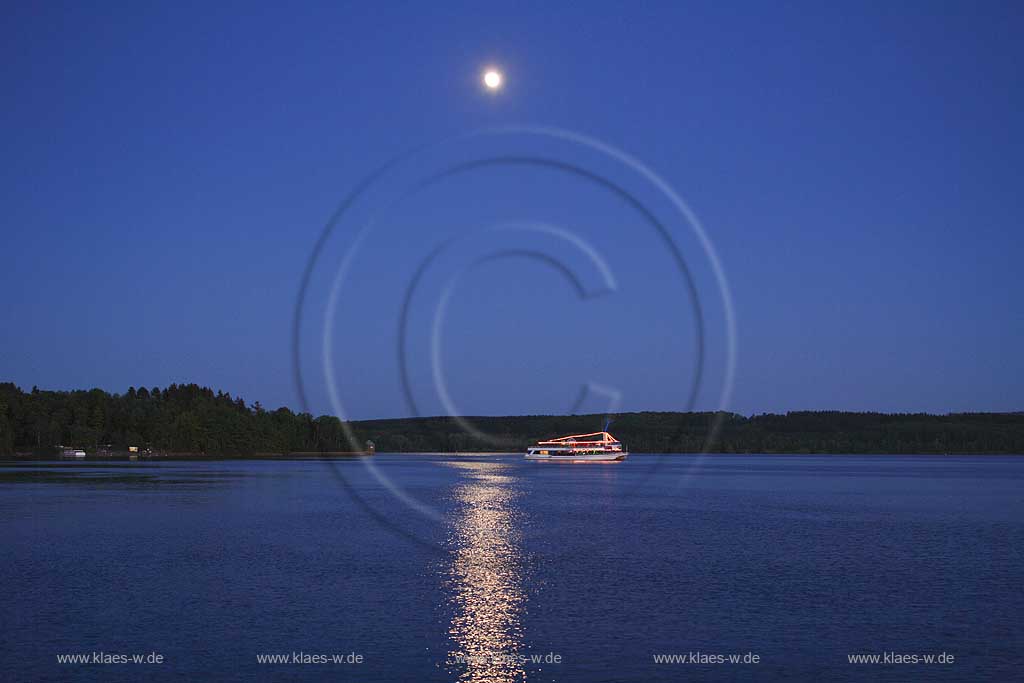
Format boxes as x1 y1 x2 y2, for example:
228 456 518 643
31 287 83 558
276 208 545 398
2 1 1021 418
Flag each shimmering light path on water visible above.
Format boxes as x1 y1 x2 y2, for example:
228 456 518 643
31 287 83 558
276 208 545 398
2 454 1022 681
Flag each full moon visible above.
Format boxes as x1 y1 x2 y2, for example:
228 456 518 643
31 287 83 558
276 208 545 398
483 69 503 90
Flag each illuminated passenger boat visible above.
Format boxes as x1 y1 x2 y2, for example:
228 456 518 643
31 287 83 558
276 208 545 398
524 431 627 462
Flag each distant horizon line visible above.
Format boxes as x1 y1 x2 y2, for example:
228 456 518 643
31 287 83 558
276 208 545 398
4 380 1021 421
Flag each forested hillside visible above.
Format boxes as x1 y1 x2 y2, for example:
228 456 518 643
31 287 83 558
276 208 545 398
1 383 1022 456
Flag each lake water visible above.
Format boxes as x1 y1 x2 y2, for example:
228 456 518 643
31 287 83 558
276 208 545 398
2 454 1022 681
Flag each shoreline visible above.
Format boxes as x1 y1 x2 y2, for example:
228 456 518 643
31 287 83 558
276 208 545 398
5 451 1023 462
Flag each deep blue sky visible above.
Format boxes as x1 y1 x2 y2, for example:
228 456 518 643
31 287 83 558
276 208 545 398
2 1 1021 418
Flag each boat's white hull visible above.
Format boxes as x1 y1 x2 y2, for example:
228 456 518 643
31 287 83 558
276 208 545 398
524 451 627 462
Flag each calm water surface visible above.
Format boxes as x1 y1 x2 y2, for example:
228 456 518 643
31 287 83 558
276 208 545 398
2 454 1022 681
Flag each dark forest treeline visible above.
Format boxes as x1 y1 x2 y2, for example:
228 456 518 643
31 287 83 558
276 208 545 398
1 382 1022 456
0 383 348 456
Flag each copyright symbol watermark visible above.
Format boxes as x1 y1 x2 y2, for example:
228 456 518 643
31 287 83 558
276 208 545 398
292 125 736 545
